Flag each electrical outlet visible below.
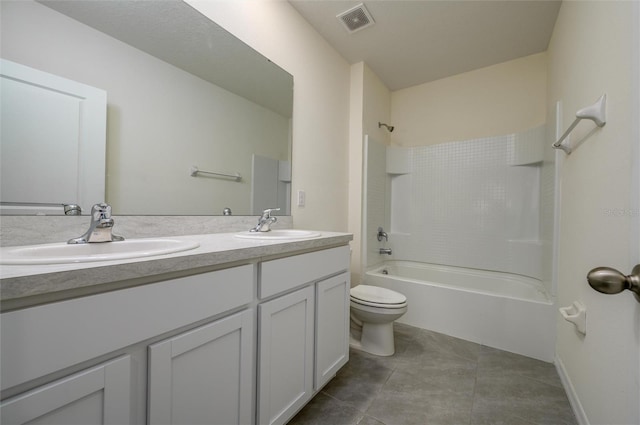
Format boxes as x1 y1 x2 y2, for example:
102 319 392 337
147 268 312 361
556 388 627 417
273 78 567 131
297 190 306 207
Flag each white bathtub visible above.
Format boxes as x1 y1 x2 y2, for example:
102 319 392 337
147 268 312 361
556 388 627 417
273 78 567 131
365 261 556 361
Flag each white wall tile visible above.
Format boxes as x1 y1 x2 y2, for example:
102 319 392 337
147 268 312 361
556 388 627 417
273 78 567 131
370 125 550 280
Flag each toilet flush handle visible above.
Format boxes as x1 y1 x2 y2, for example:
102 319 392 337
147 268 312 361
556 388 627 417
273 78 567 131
587 265 640 303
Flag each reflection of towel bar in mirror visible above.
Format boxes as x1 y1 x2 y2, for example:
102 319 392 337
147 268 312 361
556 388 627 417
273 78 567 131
553 94 606 154
189 166 242 182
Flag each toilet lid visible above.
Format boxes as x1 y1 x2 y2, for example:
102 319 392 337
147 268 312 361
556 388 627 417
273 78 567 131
350 285 406 305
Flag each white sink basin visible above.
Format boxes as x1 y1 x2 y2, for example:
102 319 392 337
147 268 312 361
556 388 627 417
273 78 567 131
0 238 200 265
235 229 321 240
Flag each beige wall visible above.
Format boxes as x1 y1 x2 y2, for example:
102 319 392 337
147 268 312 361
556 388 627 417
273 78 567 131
391 52 547 146
548 2 639 424
348 62 392 285
348 62 365 285
188 0 351 232
363 65 393 145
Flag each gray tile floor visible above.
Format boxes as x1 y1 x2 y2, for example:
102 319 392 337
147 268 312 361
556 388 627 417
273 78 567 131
289 323 577 425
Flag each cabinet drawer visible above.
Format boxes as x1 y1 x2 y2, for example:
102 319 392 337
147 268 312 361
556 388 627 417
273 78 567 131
259 246 350 299
1 264 254 392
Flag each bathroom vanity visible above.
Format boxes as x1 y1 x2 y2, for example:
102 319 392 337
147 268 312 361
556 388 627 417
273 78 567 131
0 231 352 425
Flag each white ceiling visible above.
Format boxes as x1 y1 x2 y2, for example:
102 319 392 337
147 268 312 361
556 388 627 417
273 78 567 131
39 0 294 117
289 0 561 91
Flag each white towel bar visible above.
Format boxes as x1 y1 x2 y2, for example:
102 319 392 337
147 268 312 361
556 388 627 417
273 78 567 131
189 166 241 182
553 94 606 154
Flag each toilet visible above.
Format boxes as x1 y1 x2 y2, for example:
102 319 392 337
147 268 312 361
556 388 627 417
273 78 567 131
349 285 407 356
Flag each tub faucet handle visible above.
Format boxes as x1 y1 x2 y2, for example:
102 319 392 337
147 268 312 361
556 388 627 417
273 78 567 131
377 227 388 242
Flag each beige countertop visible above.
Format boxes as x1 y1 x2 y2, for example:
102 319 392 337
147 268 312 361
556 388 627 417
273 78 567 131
0 231 352 311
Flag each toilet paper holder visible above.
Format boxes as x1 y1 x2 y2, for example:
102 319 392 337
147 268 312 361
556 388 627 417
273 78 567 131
559 301 586 334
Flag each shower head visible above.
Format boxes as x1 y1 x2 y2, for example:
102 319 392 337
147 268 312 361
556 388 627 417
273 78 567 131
378 122 394 132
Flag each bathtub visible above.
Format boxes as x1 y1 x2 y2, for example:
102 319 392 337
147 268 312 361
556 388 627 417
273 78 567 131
365 261 556 361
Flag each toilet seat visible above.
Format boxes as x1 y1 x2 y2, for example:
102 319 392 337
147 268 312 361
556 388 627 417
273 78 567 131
350 285 407 309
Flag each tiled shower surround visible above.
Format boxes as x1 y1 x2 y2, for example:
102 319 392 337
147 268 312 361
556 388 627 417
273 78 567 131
366 125 554 289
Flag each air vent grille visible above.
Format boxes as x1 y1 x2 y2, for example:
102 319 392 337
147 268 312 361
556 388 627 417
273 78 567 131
337 3 375 34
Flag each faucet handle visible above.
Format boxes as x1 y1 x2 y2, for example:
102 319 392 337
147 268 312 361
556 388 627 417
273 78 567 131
262 208 280 218
91 203 112 219
250 208 280 232
68 203 123 244
377 226 388 242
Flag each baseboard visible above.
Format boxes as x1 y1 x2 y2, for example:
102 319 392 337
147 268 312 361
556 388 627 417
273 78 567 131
555 354 589 425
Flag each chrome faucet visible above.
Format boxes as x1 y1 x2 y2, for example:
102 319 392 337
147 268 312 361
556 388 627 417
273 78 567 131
250 208 280 232
377 227 388 242
68 203 125 244
379 248 393 255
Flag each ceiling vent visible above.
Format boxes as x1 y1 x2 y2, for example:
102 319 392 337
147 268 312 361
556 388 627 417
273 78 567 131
336 3 375 34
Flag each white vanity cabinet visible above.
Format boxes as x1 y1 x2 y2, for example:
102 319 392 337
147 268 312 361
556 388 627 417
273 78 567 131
257 246 350 425
0 241 352 425
148 309 254 425
0 264 254 425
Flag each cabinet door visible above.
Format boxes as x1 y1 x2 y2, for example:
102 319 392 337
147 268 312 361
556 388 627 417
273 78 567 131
258 286 314 425
148 309 254 425
0 355 131 425
315 272 350 389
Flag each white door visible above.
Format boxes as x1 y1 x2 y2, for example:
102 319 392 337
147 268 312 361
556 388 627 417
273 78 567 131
0 356 131 425
147 310 254 425
0 59 106 215
553 3 640 423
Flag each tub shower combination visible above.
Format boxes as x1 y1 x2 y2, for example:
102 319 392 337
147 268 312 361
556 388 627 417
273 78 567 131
366 261 555 361
360 127 557 361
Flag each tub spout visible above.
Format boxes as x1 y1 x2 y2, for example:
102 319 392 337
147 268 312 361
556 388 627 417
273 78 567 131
379 248 392 255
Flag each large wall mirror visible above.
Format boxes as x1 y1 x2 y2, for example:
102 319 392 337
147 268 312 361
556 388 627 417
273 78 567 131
0 0 293 216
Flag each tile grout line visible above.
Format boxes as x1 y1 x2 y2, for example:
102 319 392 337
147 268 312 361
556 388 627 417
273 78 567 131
358 350 398 425
316 391 368 425
352 330 416 425
468 345 481 425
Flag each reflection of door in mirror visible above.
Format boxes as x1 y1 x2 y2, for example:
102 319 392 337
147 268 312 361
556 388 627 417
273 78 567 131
0 59 106 215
